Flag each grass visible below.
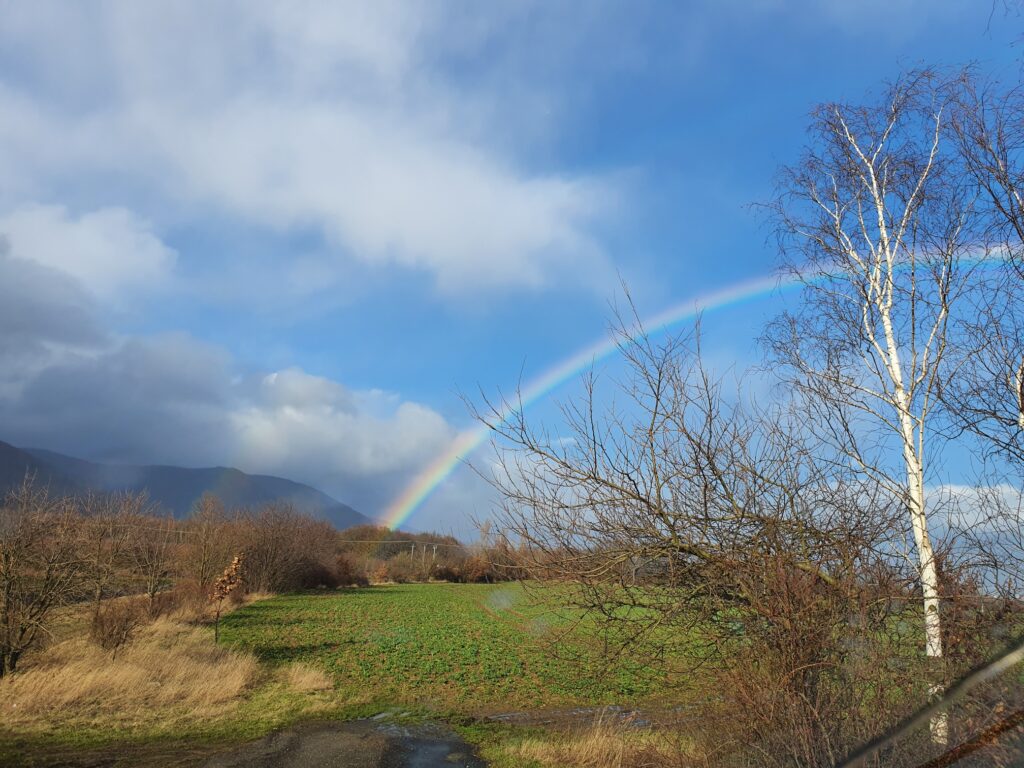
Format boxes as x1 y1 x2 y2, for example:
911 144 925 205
219 583 666 714
0 617 258 724
456 715 696 768
495 715 679 768
0 599 360 766
0 584 677 766
283 661 334 693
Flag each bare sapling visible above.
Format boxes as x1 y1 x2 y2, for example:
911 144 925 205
211 554 244 644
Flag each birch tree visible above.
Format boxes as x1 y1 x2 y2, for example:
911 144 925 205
764 72 978 742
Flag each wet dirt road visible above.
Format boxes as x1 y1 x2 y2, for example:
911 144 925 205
201 719 486 768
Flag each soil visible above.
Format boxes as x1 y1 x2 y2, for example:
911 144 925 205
200 719 486 768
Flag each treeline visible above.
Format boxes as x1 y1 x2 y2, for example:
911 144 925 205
0 482 515 677
335 524 526 584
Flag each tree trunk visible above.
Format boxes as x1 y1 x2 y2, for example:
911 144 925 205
903 422 947 744
93 583 104 621
1 649 20 677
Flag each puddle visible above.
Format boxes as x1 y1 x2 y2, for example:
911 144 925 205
201 717 484 768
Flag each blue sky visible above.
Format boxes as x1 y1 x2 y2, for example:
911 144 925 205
0 1 1018 532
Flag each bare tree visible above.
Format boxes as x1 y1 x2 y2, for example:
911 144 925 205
0 482 82 676
238 504 336 592
940 75 1024 468
950 74 1024 274
182 494 233 588
479 322 930 765
763 72 980 742
78 491 145 620
126 509 178 612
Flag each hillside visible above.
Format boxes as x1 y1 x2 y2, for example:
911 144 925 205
0 440 371 529
0 441 81 496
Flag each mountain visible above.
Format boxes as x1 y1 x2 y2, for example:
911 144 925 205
0 440 371 529
0 441 81 495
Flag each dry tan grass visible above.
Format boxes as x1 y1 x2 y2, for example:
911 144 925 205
509 714 677 768
0 616 258 726
284 662 333 693
163 586 276 624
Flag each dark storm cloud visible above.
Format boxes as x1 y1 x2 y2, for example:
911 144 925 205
0 281 467 517
0 244 106 358
1 334 235 466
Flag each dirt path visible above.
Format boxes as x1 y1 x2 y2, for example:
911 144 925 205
200 719 486 768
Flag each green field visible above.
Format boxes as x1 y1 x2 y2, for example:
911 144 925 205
220 583 665 715
0 584 675 766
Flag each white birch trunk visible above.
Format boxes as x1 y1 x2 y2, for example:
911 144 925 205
878 236 947 744
890 336 947 744
780 86 962 748
902 427 947 743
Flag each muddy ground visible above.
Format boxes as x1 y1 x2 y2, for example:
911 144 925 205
3 719 486 768
201 719 485 768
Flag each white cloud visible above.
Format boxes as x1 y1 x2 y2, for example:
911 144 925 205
0 1 616 296
0 205 175 299
231 368 455 479
928 483 1024 525
146 99 610 292
0 327 485 522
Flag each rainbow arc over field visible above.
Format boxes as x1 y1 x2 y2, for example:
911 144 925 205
381 272 799 529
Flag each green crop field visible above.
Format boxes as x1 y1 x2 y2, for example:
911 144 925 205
220 583 666 715
0 585 679 767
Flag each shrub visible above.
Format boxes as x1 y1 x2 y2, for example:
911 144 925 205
371 560 391 584
379 552 429 583
162 579 214 622
238 506 337 592
334 555 368 587
429 563 463 582
461 555 495 583
294 556 339 589
90 597 147 655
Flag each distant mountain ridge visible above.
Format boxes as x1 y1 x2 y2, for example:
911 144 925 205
0 440 372 529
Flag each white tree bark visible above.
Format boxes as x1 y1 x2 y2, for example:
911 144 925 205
768 76 973 746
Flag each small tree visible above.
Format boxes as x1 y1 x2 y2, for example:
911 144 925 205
127 510 177 614
78 492 143 620
211 554 243 643
0 482 82 676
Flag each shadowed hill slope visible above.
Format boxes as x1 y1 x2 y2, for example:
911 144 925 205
0 440 371 529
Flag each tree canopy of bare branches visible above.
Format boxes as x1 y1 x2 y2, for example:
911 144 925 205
0 483 82 676
480 320 937 764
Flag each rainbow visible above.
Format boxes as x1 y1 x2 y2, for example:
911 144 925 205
381 271 800 529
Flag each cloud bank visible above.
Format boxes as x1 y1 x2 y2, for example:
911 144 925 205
0 259 476 524
0 203 484 526
0 1 616 295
